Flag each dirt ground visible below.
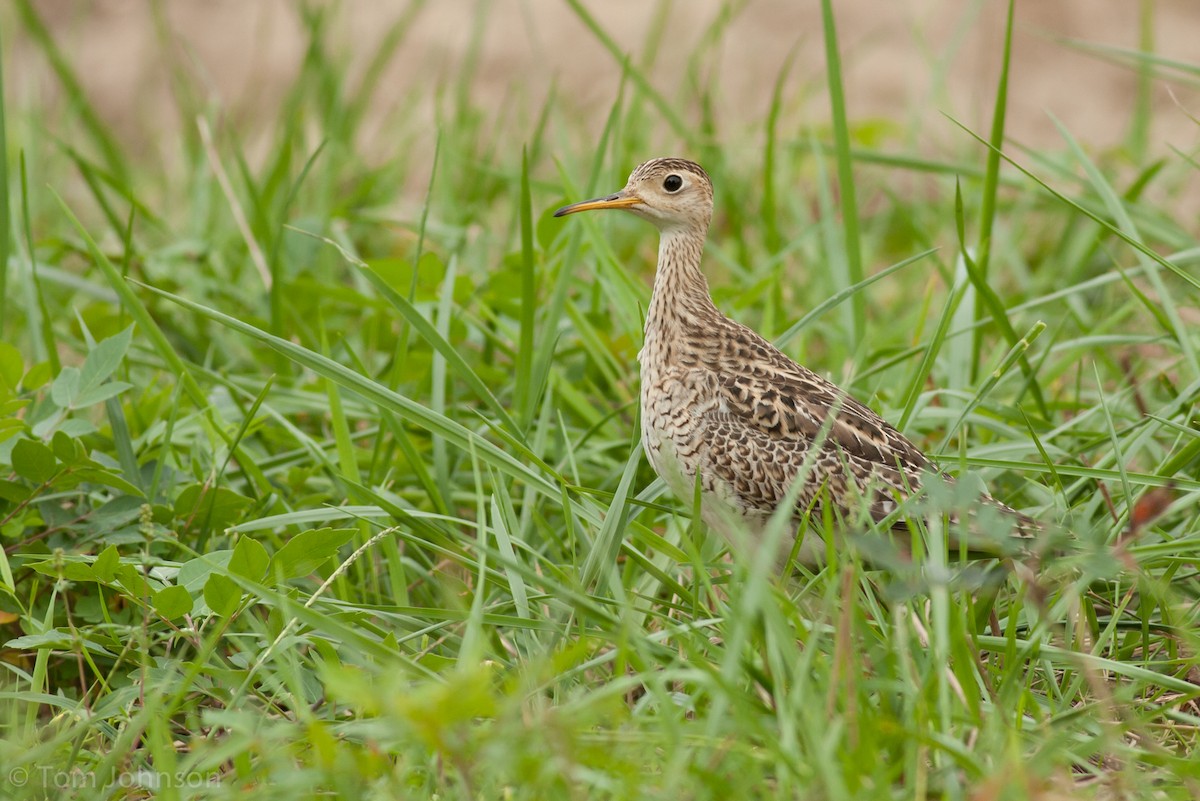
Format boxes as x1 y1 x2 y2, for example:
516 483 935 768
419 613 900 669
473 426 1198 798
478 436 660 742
9 1 1200 170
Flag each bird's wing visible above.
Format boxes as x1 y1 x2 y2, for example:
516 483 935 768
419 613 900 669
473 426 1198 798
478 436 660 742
701 409 914 524
707 323 934 475
698 322 1040 537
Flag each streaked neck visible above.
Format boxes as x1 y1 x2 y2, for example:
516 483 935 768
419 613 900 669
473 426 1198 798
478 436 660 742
646 226 717 334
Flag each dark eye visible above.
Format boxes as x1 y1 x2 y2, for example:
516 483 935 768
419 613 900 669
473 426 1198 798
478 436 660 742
663 174 683 192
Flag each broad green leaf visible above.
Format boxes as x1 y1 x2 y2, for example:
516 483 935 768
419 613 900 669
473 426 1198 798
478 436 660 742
67 467 145 497
51 430 86 464
49 366 80 408
203 573 241 618
0 416 27 445
22 362 53 392
4 630 114 657
229 536 269 581
177 551 232 593
0 479 30 504
5 630 77 650
115 564 153 599
154 585 194 620
11 438 57 483
26 559 94 582
79 324 133 391
92 545 119 582
72 381 132 408
269 527 355 580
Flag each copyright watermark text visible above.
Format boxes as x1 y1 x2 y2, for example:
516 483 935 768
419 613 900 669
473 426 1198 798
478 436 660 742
7 765 219 792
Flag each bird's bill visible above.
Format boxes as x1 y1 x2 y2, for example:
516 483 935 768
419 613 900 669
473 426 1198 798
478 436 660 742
553 191 643 217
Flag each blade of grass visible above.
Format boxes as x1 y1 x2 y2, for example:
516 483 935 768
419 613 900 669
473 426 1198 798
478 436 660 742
951 173 1050 417
321 317 363 489
579 437 643 595
390 131 440 392
430 254 457 504
515 147 538 430
761 46 799 254
103 209 142 490
20 155 59 373
819 0 865 346
898 232 968 431
970 0 1014 371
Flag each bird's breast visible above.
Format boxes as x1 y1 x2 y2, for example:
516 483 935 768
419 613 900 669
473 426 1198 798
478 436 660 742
640 357 721 486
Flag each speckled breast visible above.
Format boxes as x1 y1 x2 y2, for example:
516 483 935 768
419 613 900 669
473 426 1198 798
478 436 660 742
638 358 723 502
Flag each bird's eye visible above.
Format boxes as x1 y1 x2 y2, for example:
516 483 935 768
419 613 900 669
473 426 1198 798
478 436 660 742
663 174 683 192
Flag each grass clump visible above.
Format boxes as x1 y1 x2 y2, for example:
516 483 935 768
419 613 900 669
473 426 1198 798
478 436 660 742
1 3 1198 799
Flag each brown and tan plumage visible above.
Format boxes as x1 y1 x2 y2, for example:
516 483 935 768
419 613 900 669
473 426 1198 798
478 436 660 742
556 157 1036 552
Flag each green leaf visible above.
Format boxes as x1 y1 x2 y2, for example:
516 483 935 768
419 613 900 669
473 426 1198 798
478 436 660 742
229 536 269 581
72 381 132 408
11 438 57 483
67 467 145 497
0 416 27 445
92 545 119 582
115 564 153 599
22 362 52 392
177 551 232 593
46 328 134 411
79 324 133 391
203 573 241 618
49 366 81 408
26 558 94 582
5 630 114 657
5 630 76 650
51 430 85 464
0 479 30 504
269 527 355 580
153 585 194 620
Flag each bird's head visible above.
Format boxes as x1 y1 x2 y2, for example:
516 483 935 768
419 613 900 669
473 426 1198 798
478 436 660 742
554 157 713 233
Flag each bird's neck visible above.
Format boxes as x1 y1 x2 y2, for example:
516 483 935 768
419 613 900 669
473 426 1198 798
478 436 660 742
645 226 718 338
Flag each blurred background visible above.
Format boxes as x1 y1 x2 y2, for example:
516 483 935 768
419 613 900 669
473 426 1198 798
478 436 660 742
9 0 1200 185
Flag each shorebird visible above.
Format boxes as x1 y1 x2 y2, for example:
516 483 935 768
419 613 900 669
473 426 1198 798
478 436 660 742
555 157 1037 555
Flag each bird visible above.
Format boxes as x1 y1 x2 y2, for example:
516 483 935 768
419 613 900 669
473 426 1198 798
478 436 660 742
555 157 1038 559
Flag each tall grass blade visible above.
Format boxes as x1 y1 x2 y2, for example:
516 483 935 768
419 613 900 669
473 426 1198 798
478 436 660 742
515 147 538 429
818 0 865 346
20 155 59 373
970 0 1015 367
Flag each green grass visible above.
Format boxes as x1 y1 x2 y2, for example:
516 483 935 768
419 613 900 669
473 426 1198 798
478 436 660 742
2 3 1199 799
